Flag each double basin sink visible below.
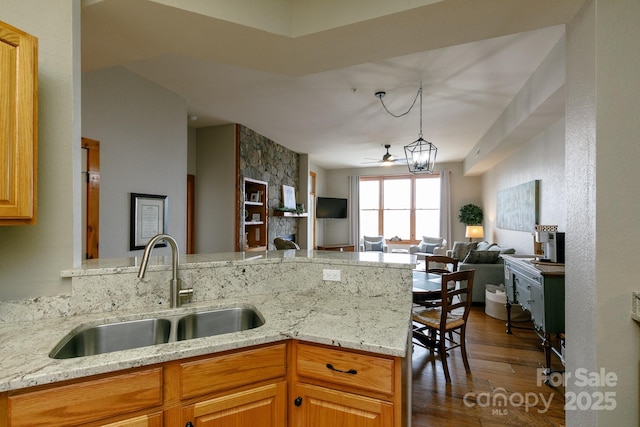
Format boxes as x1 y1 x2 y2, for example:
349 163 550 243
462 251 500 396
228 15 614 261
49 307 264 359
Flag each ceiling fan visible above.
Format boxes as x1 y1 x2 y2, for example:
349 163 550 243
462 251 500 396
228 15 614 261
362 144 408 166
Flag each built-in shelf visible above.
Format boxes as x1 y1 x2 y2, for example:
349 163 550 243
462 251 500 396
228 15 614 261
273 211 308 218
241 177 268 251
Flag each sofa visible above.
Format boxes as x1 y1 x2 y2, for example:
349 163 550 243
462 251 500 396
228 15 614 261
446 241 516 303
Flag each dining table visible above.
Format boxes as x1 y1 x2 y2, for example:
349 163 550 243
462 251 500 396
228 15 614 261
412 270 443 303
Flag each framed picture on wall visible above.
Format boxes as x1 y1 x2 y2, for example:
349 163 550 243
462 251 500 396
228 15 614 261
130 193 168 250
283 185 296 209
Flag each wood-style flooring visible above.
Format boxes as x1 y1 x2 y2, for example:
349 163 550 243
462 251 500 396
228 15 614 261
411 305 566 426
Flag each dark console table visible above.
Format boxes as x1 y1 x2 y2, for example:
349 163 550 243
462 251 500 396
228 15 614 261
502 255 565 382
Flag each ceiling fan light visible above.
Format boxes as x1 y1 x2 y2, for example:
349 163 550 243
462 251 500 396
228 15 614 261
404 137 437 174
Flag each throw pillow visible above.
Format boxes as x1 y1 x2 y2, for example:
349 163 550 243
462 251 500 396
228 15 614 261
463 250 501 264
364 240 383 251
451 241 478 260
421 243 439 254
488 246 516 254
476 241 496 251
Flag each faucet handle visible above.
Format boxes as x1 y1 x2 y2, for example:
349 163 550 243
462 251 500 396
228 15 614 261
179 287 194 301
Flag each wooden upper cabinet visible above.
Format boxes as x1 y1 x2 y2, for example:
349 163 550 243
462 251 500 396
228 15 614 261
0 20 38 225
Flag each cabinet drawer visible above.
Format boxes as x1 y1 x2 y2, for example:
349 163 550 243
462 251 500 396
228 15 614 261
99 411 163 427
514 277 534 309
295 342 395 395
180 343 287 399
8 368 163 427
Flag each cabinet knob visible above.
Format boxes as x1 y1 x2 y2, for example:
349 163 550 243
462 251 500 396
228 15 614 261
186 423 194 427
294 396 303 407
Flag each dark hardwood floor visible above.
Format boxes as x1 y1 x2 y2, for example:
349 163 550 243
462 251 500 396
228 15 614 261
411 305 566 426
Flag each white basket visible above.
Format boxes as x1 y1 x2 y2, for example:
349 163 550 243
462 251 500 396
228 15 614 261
485 288 530 322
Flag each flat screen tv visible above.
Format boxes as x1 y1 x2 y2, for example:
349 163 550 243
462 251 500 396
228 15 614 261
316 197 348 219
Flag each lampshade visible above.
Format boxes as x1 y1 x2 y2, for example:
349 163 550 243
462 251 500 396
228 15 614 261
404 137 437 174
465 225 484 239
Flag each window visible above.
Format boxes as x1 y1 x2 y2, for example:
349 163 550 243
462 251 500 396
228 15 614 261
359 174 440 241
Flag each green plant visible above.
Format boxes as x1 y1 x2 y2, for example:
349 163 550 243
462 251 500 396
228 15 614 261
458 204 483 225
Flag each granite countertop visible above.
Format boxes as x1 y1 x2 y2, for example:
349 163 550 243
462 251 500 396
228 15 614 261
0 250 414 392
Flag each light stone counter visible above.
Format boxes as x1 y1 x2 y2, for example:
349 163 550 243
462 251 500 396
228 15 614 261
0 250 414 392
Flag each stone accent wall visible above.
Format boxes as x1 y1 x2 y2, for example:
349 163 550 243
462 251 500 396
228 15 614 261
238 125 300 247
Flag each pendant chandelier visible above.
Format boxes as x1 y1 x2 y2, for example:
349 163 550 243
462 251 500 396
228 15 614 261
375 82 437 174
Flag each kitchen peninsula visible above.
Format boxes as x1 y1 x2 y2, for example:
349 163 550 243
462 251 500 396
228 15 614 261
0 250 414 426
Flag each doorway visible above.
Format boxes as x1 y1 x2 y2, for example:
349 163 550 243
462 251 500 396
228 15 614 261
81 137 100 259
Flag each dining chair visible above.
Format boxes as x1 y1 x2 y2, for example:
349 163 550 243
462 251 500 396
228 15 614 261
425 255 458 275
412 269 475 383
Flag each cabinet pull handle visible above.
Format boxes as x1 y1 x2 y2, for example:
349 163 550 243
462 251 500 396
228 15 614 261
294 396 303 406
186 423 194 427
326 363 357 375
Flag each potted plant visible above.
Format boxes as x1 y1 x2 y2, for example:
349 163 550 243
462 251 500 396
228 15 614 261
458 203 483 225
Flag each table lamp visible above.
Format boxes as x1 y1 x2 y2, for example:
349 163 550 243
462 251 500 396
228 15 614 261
465 225 484 241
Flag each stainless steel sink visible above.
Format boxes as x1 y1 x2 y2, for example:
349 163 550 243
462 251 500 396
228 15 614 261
49 318 172 359
177 307 264 340
50 307 264 359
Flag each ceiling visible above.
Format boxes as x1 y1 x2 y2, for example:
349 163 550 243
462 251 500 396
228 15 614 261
81 0 584 171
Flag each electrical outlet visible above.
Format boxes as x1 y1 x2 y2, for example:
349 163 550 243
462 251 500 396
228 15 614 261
322 269 341 281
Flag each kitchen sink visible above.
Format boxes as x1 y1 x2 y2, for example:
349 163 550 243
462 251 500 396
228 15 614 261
177 307 264 340
49 318 172 359
49 307 264 359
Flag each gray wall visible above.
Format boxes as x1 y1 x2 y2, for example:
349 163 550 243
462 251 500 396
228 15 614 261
82 66 188 258
0 0 80 300
195 124 237 253
482 119 566 253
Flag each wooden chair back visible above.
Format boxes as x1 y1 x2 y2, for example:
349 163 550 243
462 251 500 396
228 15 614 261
438 269 475 324
412 269 476 382
426 255 459 275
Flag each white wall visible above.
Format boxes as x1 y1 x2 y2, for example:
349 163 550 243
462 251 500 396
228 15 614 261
194 124 237 253
566 0 640 425
482 119 566 253
82 66 188 258
309 161 327 247
0 0 80 300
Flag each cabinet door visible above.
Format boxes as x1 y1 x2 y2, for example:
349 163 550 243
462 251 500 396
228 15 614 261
291 383 393 427
182 381 286 427
98 412 163 427
0 20 37 224
529 282 546 331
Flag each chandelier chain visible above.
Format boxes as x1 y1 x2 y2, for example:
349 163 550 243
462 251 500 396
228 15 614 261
377 83 424 138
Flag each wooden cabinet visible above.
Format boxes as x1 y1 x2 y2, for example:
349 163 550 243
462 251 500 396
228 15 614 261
4 367 163 427
181 381 286 426
178 343 287 426
1 341 404 427
0 20 38 225
98 413 163 427
503 255 565 377
241 177 268 251
1 344 286 427
290 341 403 427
